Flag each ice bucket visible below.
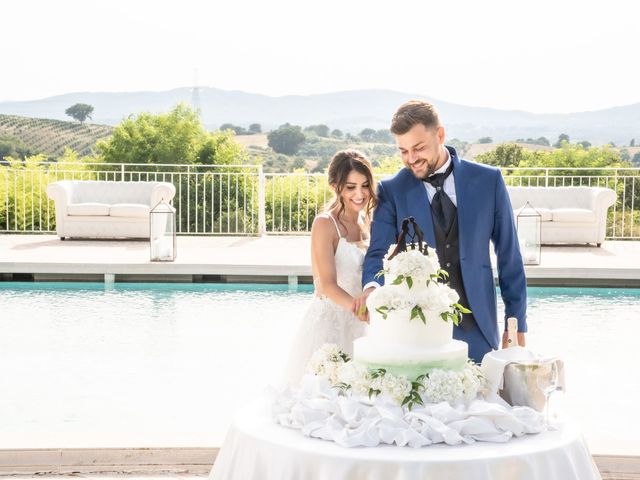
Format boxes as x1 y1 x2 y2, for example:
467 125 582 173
499 359 564 412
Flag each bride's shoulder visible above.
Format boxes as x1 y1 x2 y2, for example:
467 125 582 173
311 213 338 236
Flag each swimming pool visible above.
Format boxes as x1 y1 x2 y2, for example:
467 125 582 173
0 282 638 453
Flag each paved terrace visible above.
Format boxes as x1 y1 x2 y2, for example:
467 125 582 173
0 234 639 286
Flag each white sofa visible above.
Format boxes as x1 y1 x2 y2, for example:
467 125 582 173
507 186 616 246
46 180 176 239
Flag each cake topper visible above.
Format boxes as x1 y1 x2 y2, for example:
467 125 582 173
387 217 427 260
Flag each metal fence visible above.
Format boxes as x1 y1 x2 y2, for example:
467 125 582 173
1 162 639 239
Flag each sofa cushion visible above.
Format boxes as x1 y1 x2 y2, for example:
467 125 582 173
514 207 552 222
109 203 150 218
67 203 110 216
551 208 596 223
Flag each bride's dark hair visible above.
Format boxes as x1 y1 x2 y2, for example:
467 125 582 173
325 149 377 229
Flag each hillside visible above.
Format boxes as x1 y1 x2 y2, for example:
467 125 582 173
0 114 113 158
1 87 639 145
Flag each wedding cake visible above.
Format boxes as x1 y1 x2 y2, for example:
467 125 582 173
353 244 469 379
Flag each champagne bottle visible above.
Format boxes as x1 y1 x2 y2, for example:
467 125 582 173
506 317 519 347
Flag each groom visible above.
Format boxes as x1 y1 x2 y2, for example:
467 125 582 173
355 100 527 363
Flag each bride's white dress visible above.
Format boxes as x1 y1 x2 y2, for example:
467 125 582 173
285 215 367 385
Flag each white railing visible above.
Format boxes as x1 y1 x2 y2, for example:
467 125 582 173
1 162 639 239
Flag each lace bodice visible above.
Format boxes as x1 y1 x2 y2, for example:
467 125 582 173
331 238 365 297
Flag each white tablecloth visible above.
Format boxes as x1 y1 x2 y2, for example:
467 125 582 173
210 401 601 480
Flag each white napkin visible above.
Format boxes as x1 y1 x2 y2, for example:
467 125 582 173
480 347 565 395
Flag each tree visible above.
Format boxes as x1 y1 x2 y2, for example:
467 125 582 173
359 128 376 142
304 124 330 137
620 149 631 162
630 138 635 147
632 152 640 166
475 143 525 167
448 138 470 156
536 137 550 146
249 123 262 134
219 123 247 135
331 129 343 139
477 137 493 144
374 129 393 143
0 135 32 161
65 103 94 123
578 141 592 149
553 133 570 147
97 103 244 166
267 125 306 155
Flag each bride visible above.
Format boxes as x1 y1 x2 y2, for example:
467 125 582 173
285 150 377 385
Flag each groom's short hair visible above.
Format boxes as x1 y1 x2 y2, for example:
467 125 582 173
390 100 441 135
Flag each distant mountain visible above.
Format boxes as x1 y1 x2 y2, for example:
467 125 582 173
1 88 638 145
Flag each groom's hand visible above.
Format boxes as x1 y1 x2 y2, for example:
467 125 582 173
353 287 375 322
501 331 526 349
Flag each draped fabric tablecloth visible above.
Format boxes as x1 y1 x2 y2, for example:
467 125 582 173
210 400 601 480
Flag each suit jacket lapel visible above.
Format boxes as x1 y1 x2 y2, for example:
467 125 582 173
451 151 466 255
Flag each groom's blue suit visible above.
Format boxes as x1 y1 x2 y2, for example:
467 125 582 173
363 147 527 359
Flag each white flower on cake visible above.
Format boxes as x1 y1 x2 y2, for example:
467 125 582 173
335 361 371 396
421 370 465 404
377 373 412 404
306 343 350 384
385 247 440 285
371 242 468 325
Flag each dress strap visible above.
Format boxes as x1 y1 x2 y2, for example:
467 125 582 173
325 213 343 239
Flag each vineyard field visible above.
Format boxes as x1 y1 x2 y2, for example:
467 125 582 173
0 114 113 157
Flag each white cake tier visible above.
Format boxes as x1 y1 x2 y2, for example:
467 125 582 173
352 337 469 378
367 307 454 348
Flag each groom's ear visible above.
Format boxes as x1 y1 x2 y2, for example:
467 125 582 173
437 126 446 145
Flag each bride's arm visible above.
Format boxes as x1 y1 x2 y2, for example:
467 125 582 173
311 216 355 312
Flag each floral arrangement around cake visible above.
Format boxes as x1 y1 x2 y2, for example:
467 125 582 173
307 343 485 409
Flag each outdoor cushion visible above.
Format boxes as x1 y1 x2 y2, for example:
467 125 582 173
109 204 150 218
551 208 596 223
67 203 110 216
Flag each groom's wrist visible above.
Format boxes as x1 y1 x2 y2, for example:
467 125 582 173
363 281 381 291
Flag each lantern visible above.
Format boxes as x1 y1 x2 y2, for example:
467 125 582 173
150 199 176 262
516 201 541 265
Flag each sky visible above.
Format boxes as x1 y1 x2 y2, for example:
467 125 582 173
2 0 639 113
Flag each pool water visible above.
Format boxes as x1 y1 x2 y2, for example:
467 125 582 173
0 283 638 453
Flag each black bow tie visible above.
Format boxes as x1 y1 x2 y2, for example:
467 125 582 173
422 162 454 188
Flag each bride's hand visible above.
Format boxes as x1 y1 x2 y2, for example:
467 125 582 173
352 287 375 322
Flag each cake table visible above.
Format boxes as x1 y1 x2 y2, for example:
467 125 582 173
210 400 601 480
